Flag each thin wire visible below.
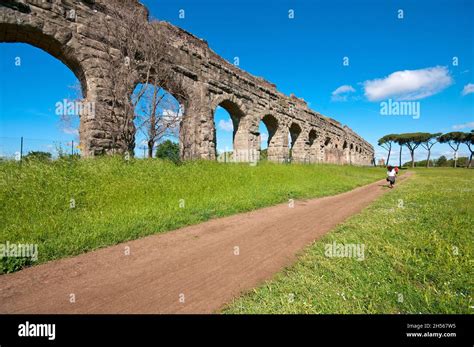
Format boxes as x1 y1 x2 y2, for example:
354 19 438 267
0 136 74 142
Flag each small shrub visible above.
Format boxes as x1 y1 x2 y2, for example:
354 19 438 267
155 140 180 163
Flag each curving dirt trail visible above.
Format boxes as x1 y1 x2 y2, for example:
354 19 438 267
0 173 412 313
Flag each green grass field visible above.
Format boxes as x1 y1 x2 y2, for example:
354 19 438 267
223 168 473 314
0 157 383 273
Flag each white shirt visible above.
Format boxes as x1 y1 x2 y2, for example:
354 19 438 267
387 169 396 177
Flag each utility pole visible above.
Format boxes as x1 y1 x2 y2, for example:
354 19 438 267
20 136 23 162
71 140 74 156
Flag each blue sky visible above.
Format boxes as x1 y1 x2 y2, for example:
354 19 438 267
1 0 473 161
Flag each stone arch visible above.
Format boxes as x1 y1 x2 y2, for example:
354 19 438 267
342 140 350 164
0 23 88 96
132 69 191 112
163 82 191 161
289 123 302 146
288 122 304 162
355 145 360 164
0 11 135 157
308 129 318 145
210 94 249 117
260 114 278 145
322 136 332 158
250 111 289 163
332 138 345 164
0 19 105 155
349 143 355 164
259 114 280 162
131 80 186 158
211 95 250 162
324 136 332 147
307 129 320 163
323 136 339 163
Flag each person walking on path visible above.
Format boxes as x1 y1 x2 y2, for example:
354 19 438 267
386 165 397 188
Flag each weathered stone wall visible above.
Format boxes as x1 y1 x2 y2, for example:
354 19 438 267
0 0 374 165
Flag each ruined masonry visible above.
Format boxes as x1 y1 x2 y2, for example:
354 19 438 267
0 0 374 164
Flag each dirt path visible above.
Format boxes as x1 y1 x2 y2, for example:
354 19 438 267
0 173 412 314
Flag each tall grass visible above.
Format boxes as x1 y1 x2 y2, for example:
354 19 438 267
0 157 382 273
223 168 474 314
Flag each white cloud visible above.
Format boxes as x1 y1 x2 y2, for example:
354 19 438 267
218 119 233 132
452 121 474 130
162 108 182 128
331 85 356 102
363 66 453 101
260 133 268 144
162 107 183 118
63 127 79 136
462 83 474 96
333 85 356 95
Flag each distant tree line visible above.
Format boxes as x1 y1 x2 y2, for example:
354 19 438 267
402 155 470 168
15 141 180 163
378 131 474 168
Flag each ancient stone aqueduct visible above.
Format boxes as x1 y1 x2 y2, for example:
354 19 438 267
1 0 374 165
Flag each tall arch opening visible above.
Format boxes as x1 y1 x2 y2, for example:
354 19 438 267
213 99 246 162
0 19 97 157
323 136 336 163
0 24 87 96
287 123 303 163
307 129 319 163
132 83 182 159
259 114 278 162
342 140 349 164
0 42 83 159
